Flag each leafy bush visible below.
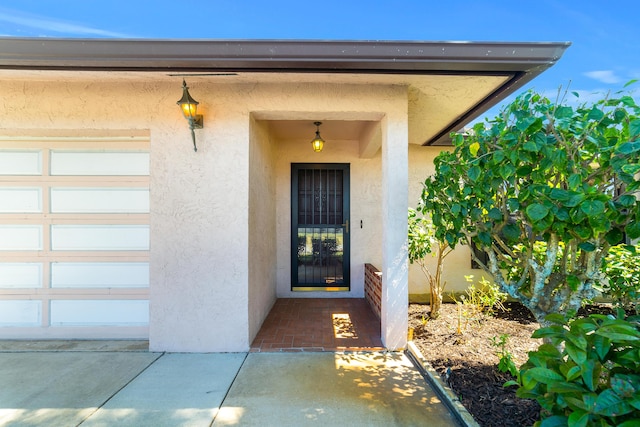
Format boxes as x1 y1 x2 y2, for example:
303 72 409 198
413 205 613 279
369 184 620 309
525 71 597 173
491 334 519 380
510 310 640 427
419 88 640 326
600 244 640 313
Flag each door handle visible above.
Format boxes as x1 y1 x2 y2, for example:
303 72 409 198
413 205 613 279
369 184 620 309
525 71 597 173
342 219 349 233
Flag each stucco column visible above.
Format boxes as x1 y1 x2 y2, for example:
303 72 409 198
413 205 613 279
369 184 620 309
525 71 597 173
380 115 409 350
149 103 251 353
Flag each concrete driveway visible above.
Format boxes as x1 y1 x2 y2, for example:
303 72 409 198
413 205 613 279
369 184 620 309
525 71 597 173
0 341 458 426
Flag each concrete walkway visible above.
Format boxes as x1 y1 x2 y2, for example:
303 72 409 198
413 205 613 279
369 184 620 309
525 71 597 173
0 343 458 427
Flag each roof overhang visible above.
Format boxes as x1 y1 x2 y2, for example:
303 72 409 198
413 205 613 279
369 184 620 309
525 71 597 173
0 38 570 145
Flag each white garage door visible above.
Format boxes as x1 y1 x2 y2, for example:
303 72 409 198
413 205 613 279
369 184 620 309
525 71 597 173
0 136 150 339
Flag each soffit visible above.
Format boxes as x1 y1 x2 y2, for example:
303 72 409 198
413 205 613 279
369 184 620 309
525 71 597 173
0 38 570 145
0 69 511 146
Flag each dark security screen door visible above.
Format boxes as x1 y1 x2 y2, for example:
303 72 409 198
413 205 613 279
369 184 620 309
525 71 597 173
291 164 350 291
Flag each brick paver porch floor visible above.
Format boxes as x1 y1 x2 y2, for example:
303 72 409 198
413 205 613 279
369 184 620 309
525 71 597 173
250 298 384 352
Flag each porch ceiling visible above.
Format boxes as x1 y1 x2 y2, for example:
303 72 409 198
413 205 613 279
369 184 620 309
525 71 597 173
260 73 512 149
0 38 570 146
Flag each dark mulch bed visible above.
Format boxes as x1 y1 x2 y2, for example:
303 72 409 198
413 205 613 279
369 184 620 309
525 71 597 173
409 301 618 427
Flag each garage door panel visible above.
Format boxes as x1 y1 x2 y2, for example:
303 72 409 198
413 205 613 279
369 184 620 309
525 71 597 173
51 262 149 288
0 188 42 213
51 225 149 251
50 300 149 326
0 300 41 326
0 263 42 288
50 188 149 213
0 150 42 175
0 225 43 250
50 151 149 176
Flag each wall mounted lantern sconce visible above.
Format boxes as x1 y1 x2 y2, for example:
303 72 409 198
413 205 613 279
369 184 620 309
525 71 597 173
176 79 203 152
310 121 325 153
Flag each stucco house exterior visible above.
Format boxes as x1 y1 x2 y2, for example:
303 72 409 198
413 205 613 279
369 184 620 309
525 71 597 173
0 38 569 352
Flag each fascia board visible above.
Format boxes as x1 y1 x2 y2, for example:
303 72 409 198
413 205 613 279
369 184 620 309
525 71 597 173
0 38 570 74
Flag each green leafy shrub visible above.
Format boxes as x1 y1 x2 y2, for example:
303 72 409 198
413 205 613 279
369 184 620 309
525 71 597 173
419 87 640 326
490 334 519 380
600 244 640 313
510 310 640 427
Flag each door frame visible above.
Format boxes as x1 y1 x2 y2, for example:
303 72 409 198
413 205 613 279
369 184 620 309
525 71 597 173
290 163 350 291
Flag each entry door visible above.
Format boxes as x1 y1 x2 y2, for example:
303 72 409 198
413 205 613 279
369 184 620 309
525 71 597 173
291 164 350 291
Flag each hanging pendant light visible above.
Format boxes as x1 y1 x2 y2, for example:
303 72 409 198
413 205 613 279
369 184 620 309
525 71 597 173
310 121 325 153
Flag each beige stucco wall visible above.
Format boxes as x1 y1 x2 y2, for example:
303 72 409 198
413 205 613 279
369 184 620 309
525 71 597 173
1 76 481 351
149 83 253 352
248 117 277 342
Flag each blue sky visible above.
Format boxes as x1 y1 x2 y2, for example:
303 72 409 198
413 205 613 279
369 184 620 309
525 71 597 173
1 1 638 113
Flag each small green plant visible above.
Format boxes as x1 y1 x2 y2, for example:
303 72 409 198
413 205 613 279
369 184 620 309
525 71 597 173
456 275 508 316
454 300 466 335
508 310 640 427
451 276 508 335
420 314 429 327
490 334 519 380
600 244 640 314
451 295 479 335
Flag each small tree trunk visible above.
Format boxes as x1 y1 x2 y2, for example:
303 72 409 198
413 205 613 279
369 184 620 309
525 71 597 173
430 287 442 319
427 246 447 319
